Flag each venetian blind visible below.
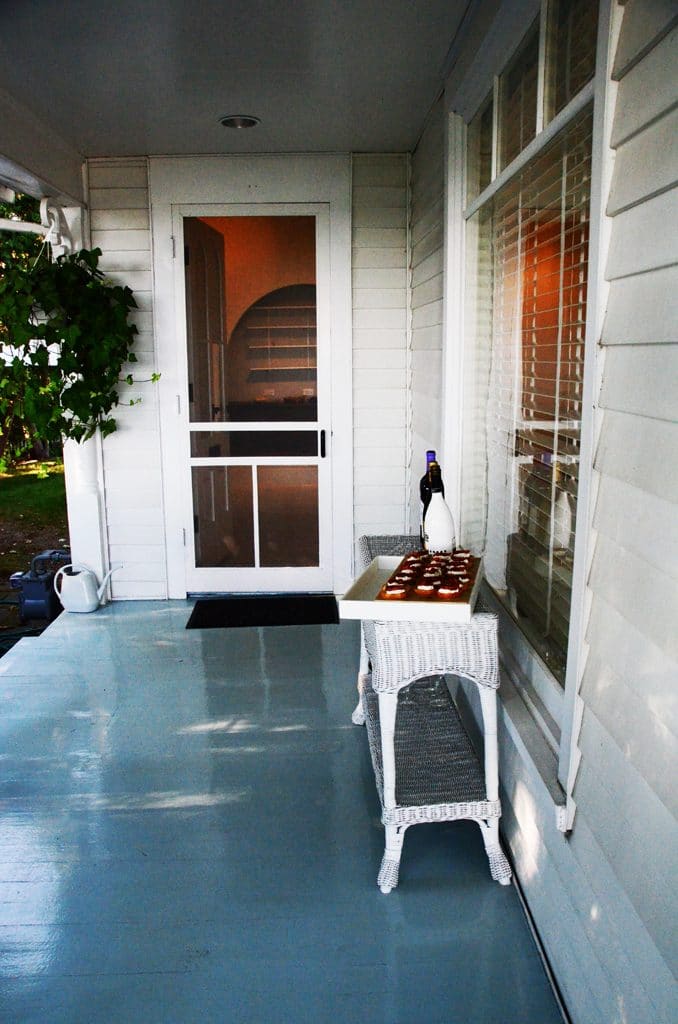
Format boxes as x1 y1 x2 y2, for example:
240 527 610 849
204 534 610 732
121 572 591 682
464 104 593 679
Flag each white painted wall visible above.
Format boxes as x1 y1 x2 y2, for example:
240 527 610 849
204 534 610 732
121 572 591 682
88 150 415 589
409 97 446 530
87 159 167 599
88 152 412 594
444 4 678 1023
573 1 678 1012
89 153 410 595
88 155 358 597
351 155 409 547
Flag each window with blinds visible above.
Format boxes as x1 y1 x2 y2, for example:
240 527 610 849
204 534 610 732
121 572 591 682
498 21 540 171
467 93 494 203
545 0 599 121
462 105 593 680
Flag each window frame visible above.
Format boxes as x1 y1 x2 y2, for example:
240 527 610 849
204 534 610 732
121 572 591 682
467 97 594 696
443 0 616 803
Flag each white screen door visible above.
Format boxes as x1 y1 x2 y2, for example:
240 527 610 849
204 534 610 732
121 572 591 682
175 206 333 593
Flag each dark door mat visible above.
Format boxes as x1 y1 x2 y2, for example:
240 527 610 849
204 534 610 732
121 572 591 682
186 594 339 629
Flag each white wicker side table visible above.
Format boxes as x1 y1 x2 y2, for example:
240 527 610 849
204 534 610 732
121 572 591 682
342 536 512 894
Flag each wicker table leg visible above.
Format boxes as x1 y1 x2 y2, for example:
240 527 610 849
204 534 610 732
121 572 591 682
478 819 512 885
477 686 512 884
352 697 366 726
351 624 371 725
378 823 408 893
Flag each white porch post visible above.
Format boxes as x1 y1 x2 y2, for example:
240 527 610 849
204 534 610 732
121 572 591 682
59 187 111 602
62 435 110 600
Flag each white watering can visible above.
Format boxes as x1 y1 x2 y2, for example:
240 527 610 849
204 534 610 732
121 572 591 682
54 564 118 613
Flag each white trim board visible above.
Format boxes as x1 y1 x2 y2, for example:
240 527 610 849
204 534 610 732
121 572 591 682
148 154 353 598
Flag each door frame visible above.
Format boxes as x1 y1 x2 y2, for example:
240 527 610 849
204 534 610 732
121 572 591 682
149 155 353 598
175 204 333 593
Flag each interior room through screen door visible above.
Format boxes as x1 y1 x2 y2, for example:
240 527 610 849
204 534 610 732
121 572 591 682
180 210 333 593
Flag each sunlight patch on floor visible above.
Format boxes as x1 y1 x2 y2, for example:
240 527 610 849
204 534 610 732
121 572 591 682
512 779 542 884
178 717 254 735
67 790 250 811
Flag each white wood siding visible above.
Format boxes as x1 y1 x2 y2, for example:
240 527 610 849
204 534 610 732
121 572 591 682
573 1 678 1007
87 159 166 599
449 5 678 1024
351 155 409 544
409 97 445 530
498 4 678 1021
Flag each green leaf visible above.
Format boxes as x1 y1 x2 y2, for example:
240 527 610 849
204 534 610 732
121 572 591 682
0 243 158 457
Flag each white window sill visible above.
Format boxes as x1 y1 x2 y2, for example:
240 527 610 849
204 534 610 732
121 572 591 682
480 583 565 733
497 668 568 818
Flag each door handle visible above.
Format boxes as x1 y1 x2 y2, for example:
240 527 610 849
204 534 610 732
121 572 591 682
320 429 326 458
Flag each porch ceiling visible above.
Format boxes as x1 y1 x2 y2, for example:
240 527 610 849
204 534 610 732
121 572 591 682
0 1 471 158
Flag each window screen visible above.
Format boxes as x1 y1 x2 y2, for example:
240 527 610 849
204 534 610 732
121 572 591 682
461 104 593 680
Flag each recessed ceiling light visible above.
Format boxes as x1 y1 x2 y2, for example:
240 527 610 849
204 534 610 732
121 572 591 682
219 114 260 129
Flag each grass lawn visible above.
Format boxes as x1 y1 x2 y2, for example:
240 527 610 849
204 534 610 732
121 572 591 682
0 460 70 630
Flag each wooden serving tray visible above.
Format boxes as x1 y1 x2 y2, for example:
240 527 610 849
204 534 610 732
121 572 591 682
339 554 483 624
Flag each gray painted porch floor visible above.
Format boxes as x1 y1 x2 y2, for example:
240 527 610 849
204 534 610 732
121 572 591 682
0 602 563 1024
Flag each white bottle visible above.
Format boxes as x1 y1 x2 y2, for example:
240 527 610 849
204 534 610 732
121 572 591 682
553 485 573 550
423 465 456 552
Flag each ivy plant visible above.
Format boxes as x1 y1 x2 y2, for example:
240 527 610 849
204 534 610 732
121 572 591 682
0 244 154 461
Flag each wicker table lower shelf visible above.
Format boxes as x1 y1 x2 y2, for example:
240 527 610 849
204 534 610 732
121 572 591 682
361 674 509 892
363 675 488 807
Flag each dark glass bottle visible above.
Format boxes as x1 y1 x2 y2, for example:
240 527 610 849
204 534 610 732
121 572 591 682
419 450 444 545
428 460 444 495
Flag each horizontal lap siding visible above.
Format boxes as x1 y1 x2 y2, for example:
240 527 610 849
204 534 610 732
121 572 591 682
610 21 678 147
498 734 669 1024
87 159 166 599
602 264 678 344
486 7 678 1023
572 2 678 1018
351 155 409 544
409 97 445 529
